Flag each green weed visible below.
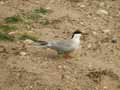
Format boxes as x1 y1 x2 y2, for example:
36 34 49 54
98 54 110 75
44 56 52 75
0 32 14 41
26 13 41 21
0 25 17 33
33 7 48 15
40 19 50 25
18 34 38 41
5 15 22 23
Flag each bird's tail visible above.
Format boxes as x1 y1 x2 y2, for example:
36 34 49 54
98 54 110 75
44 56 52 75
33 40 48 47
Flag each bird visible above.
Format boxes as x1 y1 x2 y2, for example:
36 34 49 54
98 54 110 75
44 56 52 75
33 30 83 58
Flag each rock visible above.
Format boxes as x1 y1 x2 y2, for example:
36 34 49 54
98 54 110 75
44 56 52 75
111 37 117 43
23 39 34 44
87 43 92 49
92 31 97 36
103 86 108 90
96 9 108 15
80 4 86 8
19 52 26 56
45 7 51 10
80 21 84 25
77 3 86 8
0 1 4 5
58 65 62 69
99 2 105 7
103 29 111 33
88 63 93 69
58 65 66 69
8 31 17 35
0 46 6 53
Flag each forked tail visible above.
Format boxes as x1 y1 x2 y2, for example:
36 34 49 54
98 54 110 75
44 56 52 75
37 41 48 45
33 40 48 47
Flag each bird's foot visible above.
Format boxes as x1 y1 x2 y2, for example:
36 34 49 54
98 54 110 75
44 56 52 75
63 54 73 59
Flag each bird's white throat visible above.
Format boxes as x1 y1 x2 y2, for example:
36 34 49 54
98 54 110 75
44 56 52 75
72 34 81 43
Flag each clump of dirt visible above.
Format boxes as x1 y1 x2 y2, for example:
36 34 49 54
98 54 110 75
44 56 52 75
86 68 120 83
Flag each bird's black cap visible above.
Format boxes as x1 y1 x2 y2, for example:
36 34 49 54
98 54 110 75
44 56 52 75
72 30 83 38
73 30 82 35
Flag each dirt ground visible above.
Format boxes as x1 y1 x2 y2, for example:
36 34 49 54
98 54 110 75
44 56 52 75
0 0 120 90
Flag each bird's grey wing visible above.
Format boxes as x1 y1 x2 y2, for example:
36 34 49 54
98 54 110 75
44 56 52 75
48 40 74 53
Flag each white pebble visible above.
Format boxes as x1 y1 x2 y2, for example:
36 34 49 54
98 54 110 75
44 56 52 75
92 31 97 35
24 39 34 44
103 29 111 33
87 43 92 49
8 31 17 35
99 2 105 7
20 52 26 56
103 86 108 89
80 4 86 8
0 1 4 5
97 9 108 15
58 65 62 69
45 7 51 10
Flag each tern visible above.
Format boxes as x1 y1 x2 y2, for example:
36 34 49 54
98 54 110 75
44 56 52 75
33 30 83 58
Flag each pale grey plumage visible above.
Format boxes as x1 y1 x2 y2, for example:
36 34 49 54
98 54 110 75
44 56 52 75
33 30 82 55
47 39 79 54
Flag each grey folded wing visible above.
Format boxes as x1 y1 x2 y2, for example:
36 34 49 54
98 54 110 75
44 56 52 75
48 40 74 53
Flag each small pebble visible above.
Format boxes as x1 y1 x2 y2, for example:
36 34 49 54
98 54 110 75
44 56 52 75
58 65 62 69
92 31 97 35
8 31 17 35
23 39 34 44
103 29 111 33
0 1 4 5
111 37 117 43
88 63 93 69
103 86 108 89
99 2 105 7
19 52 26 56
65 75 71 80
96 9 108 15
80 4 86 8
80 21 84 25
45 7 51 10
87 43 92 49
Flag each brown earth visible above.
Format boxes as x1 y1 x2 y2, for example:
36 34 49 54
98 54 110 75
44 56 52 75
0 0 120 90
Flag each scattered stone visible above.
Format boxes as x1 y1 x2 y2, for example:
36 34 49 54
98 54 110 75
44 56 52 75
63 65 66 69
19 51 27 56
23 39 34 44
87 43 92 49
80 4 86 8
92 31 97 36
8 31 17 35
58 65 62 69
111 37 117 43
45 7 51 10
45 7 53 13
65 75 71 80
93 17 97 20
99 2 105 7
80 21 84 25
103 29 111 33
96 9 108 15
88 63 93 69
34 0 40 4
103 86 108 90
0 1 4 5
77 3 86 8
0 46 7 53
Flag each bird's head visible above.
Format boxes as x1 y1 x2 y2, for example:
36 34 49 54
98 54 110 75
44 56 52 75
72 30 83 40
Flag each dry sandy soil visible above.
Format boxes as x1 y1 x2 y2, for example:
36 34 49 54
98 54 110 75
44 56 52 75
0 0 120 90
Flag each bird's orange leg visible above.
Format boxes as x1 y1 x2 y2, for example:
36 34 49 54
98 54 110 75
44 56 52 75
63 53 73 59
